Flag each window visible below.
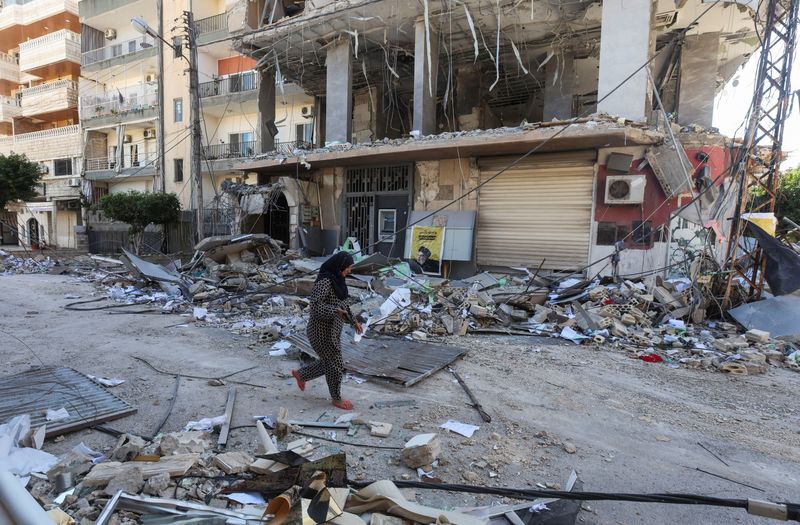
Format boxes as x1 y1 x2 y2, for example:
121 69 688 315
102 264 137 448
378 209 396 241
229 132 254 156
631 220 653 245
295 123 313 144
173 98 183 122
92 186 108 205
596 221 629 246
53 159 72 176
129 144 139 167
174 158 183 182
172 36 183 59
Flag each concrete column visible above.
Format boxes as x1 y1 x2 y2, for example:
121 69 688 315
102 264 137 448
678 32 720 128
412 18 439 135
325 39 353 145
314 95 326 147
456 66 482 131
597 0 654 121
543 52 576 121
258 68 276 153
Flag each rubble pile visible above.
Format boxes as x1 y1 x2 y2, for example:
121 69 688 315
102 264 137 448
3 405 534 525
0 249 57 274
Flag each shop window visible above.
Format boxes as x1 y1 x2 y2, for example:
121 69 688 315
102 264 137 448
596 221 630 246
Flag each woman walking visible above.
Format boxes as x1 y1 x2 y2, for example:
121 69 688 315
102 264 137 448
292 252 363 410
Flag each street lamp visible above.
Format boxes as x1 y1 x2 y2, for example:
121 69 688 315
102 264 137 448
131 14 204 243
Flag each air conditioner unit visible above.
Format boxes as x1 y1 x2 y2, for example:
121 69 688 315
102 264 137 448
605 175 646 205
123 134 132 143
143 128 156 139
301 106 312 116
68 177 81 187
66 200 80 209
145 73 157 83
654 11 678 29
104 28 117 40
39 163 49 174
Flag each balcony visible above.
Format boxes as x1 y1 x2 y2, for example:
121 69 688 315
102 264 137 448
0 96 22 122
196 12 229 45
0 0 79 33
84 151 158 181
18 29 81 77
203 140 260 160
0 125 80 161
81 34 157 72
80 82 158 125
0 52 20 85
199 70 259 111
20 79 78 118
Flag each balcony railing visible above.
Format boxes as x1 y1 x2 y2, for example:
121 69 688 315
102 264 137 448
81 34 156 67
85 151 158 172
0 124 80 158
80 82 158 119
203 140 260 160
199 70 258 98
273 140 312 156
0 0 79 30
0 95 21 121
20 79 78 117
196 12 227 35
0 52 20 83
18 29 81 72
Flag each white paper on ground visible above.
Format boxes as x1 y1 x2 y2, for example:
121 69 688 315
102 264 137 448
529 503 550 513
559 326 589 344
344 373 367 384
184 414 227 432
271 341 292 351
193 307 208 320
224 492 266 505
668 319 686 329
269 349 288 357
440 420 480 438
87 375 125 387
380 288 412 318
46 408 70 421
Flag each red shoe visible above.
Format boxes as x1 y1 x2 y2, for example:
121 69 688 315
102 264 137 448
331 398 353 410
291 370 306 391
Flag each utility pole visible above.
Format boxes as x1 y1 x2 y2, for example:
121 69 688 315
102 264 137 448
156 0 166 193
181 10 204 242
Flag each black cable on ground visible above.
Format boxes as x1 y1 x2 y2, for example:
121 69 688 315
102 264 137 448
64 298 157 311
150 375 181 439
349 480 800 521
133 355 270 390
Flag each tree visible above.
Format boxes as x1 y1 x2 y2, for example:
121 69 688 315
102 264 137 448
0 153 43 209
96 191 181 254
750 167 800 230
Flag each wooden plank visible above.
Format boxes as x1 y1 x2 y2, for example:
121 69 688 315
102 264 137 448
217 387 237 448
83 454 200 486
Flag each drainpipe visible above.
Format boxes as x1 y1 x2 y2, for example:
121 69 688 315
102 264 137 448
156 0 166 192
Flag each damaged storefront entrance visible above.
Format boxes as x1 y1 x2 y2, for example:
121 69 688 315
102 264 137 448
476 151 596 271
345 164 411 258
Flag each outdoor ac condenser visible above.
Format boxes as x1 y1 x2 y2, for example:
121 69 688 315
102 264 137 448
604 175 646 204
68 178 81 188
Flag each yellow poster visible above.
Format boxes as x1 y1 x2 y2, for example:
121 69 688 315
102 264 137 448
409 226 445 275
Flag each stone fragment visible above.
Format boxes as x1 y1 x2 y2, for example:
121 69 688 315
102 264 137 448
143 471 171 496
370 422 393 438
213 451 254 474
745 329 770 344
104 466 144 496
401 433 441 469
462 470 480 482
563 442 577 454
159 431 212 456
111 434 148 461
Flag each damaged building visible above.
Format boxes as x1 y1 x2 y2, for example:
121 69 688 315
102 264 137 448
219 0 760 277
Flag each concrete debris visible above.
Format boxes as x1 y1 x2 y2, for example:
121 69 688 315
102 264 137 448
158 431 212 456
402 433 442 468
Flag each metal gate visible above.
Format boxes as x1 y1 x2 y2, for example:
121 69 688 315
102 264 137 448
345 164 411 257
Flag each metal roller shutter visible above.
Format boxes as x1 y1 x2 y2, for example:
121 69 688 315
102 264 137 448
476 151 596 270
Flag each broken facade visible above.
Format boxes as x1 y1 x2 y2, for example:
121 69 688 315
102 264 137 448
226 0 759 277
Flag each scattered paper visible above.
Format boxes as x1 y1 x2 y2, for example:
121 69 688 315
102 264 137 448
559 326 589 344
667 319 686 330
344 373 367 384
53 488 75 505
46 408 70 421
271 341 291 351
269 349 288 357
87 375 125 387
529 503 550 513
224 492 266 505
193 307 208 320
184 415 227 432
440 420 480 438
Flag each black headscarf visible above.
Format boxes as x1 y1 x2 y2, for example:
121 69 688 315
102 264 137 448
317 252 354 300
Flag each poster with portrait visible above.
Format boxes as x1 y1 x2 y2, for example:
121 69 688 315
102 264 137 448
409 226 446 275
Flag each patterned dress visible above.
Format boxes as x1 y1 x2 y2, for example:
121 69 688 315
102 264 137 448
297 277 355 400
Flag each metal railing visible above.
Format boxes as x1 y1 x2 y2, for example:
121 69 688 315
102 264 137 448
81 34 155 67
198 70 258 98
85 151 158 172
203 140 260 160
196 12 227 35
273 140 312 156
80 82 158 119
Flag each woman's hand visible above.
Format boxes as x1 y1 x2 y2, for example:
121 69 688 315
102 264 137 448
354 322 364 335
336 308 350 320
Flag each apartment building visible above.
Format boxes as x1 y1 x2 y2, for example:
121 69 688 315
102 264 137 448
0 0 83 249
224 0 761 276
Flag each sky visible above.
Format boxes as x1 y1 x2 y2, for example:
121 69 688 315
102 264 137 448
713 45 800 169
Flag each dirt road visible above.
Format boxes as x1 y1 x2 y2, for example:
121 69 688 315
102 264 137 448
2 273 799 524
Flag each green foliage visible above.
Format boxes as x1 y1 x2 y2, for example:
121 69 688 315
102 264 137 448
97 191 181 233
0 153 43 209
751 167 800 228
96 191 181 253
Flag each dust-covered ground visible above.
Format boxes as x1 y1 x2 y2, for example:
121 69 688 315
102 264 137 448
2 273 799 524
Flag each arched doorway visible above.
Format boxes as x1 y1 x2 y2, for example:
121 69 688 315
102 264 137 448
265 192 290 246
27 218 40 249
